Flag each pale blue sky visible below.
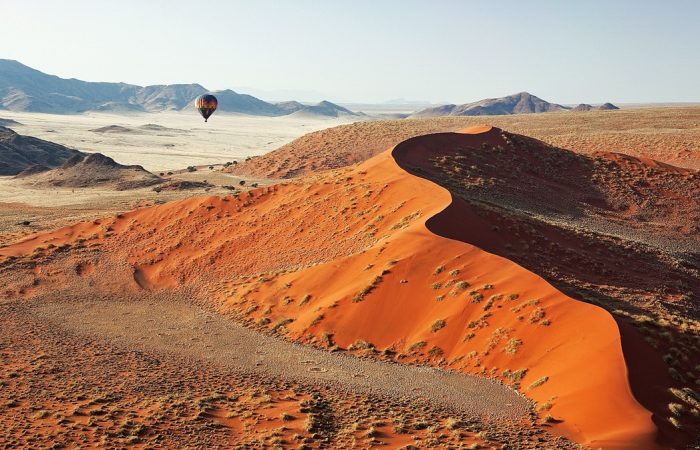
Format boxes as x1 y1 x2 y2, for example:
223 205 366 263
3 0 699 103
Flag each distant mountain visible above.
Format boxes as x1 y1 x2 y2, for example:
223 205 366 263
0 59 140 113
572 103 594 112
275 101 306 114
411 92 569 117
0 60 358 117
132 84 207 111
598 102 620 111
193 89 285 116
274 100 360 118
0 126 83 175
16 152 162 190
572 102 620 112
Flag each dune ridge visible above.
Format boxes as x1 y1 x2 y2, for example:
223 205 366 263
1 128 687 448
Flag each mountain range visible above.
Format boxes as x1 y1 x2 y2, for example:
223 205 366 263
0 59 358 117
410 92 618 117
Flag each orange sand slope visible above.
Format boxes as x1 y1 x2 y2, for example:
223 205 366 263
1 127 676 449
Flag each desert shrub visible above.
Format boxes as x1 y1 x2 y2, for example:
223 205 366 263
310 314 324 326
455 280 469 289
527 376 549 391
427 346 444 357
434 265 445 274
431 319 446 332
669 403 685 417
348 339 374 351
504 338 522 355
502 368 528 383
444 417 462 430
537 401 553 412
408 341 426 352
273 318 294 330
187 166 197 172
353 286 373 303
669 416 683 429
669 387 700 409
528 307 546 323
320 332 334 347
542 414 557 424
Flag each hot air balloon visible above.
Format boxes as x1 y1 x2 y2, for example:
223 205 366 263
195 94 218 122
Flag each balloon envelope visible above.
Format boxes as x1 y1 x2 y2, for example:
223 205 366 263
195 94 218 122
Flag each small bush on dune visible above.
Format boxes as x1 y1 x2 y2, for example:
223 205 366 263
527 376 549 391
348 339 374 351
408 341 426 353
668 403 684 417
428 346 444 357
431 319 446 332
299 294 311 306
669 416 683 429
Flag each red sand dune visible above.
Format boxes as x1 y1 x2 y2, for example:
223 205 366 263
3 126 696 449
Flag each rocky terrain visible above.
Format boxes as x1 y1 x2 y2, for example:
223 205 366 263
15 152 163 190
0 125 83 175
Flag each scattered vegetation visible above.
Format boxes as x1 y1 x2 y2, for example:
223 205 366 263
528 307 546 324
502 368 528 383
527 376 549 391
408 341 426 353
353 274 384 302
504 338 522 355
428 346 444 357
431 319 446 333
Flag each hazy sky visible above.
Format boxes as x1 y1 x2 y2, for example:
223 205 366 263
3 0 699 104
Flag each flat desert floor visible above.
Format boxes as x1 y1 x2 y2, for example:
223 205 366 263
0 110 360 171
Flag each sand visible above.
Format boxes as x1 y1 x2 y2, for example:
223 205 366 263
3 118 699 449
4 127 689 448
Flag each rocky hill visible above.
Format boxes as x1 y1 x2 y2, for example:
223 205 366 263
0 126 83 175
411 92 569 117
16 152 162 190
